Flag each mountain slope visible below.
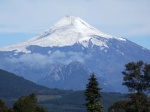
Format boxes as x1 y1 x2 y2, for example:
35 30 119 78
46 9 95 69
0 16 150 92
37 61 114 91
0 69 66 98
38 61 90 90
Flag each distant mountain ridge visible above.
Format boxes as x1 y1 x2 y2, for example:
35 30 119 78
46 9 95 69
37 61 114 91
0 69 65 98
0 16 150 92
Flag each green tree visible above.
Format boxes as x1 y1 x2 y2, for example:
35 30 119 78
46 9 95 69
108 100 128 112
0 99 9 112
108 93 150 112
109 61 150 112
13 93 47 112
122 61 150 112
84 73 103 112
127 93 150 112
122 61 150 94
143 63 150 94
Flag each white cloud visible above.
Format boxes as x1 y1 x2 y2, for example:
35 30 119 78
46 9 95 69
6 51 91 66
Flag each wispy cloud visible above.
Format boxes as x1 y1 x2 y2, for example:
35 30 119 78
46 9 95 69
0 0 150 37
5 51 91 66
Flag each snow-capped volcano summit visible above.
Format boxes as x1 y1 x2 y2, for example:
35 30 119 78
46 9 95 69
0 16 125 53
51 15 113 38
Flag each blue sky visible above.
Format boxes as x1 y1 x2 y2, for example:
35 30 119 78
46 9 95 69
0 0 150 49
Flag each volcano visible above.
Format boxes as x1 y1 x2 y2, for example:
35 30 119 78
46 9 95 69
0 16 150 92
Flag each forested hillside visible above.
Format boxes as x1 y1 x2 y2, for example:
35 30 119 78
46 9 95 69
0 69 69 98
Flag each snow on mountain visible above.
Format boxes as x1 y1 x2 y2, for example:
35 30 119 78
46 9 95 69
0 16 150 92
37 61 114 91
0 16 126 53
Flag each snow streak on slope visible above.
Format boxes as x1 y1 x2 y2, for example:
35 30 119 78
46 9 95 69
0 16 126 53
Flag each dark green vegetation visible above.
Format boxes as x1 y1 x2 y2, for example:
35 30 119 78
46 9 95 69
39 91 124 112
109 61 150 112
0 98 9 112
0 93 47 112
122 61 150 94
84 74 103 112
13 93 47 112
0 69 70 99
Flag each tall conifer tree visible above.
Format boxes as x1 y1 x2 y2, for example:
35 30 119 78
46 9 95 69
84 73 103 112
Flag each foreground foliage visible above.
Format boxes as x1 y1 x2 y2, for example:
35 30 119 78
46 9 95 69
13 93 47 112
108 93 150 112
0 93 47 112
0 99 9 112
109 61 150 112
